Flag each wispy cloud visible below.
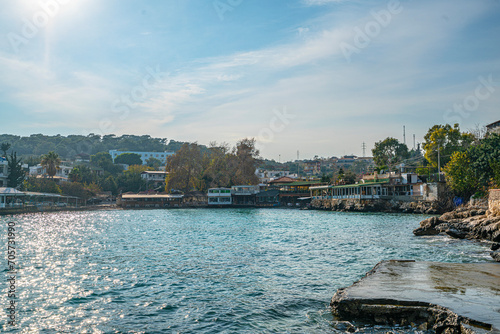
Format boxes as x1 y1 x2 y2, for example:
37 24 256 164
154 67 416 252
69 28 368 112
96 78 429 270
0 0 498 160
302 0 347 5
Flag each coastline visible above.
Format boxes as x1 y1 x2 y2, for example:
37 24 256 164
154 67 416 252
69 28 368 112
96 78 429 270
329 194 500 333
310 198 443 214
0 204 121 216
413 201 500 262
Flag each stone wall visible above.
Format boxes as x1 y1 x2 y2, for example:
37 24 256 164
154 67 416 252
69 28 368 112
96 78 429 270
489 189 500 216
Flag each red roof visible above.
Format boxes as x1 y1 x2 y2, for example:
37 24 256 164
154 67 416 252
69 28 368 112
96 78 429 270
269 176 296 184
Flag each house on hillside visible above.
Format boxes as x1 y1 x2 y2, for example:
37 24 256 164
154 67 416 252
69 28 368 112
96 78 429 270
486 120 500 134
255 169 296 183
302 160 321 175
109 150 174 165
29 163 73 183
141 170 167 188
75 153 90 163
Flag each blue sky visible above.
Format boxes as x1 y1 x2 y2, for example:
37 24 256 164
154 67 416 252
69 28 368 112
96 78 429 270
1 0 499 161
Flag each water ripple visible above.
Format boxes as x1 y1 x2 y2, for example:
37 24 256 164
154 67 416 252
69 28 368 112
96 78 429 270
0 209 491 333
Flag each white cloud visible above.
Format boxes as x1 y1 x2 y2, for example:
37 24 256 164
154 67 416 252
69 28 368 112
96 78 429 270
302 0 347 5
0 0 498 160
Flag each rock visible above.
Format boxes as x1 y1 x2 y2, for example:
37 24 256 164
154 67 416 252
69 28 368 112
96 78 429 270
413 217 442 236
332 321 357 332
445 228 467 239
491 250 500 262
493 230 500 243
492 243 500 251
331 261 499 333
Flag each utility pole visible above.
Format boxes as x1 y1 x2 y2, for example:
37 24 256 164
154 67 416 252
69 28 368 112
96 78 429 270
403 125 406 145
297 150 299 178
413 134 416 150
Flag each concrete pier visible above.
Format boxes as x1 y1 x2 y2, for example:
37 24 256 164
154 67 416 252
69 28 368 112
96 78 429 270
331 260 500 333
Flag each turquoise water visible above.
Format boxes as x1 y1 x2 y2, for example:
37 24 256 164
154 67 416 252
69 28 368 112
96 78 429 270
0 209 493 333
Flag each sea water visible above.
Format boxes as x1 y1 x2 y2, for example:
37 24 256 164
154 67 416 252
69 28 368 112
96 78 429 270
0 209 493 333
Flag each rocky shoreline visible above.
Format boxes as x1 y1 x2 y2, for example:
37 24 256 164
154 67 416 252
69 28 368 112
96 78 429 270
330 260 500 334
413 200 500 262
311 198 444 214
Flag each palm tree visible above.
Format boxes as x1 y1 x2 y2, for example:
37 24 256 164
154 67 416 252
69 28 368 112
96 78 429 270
41 151 61 178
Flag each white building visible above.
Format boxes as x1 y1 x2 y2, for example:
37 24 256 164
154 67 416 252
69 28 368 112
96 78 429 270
0 157 8 187
109 150 174 165
29 164 73 182
255 169 297 183
0 187 25 208
141 171 168 182
207 188 232 205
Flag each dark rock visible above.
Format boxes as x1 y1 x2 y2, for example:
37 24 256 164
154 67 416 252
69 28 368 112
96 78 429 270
445 228 467 239
413 217 443 236
491 250 500 262
492 243 500 251
332 321 357 332
413 226 440 236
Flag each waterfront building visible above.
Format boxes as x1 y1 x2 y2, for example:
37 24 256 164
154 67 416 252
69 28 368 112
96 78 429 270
310 172 426 201
231 185 260 206
207 188 232 205
1 187 81 209
109 150 174 165
273 179 324 206
255 189 280 207
118 193 184 208
0 187 25 208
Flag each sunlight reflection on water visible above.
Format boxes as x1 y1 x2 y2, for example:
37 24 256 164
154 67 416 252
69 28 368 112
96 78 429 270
0 209 492 333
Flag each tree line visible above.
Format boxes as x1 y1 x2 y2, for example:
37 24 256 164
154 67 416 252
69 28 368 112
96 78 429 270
0 133 192 159
1 137 261 200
